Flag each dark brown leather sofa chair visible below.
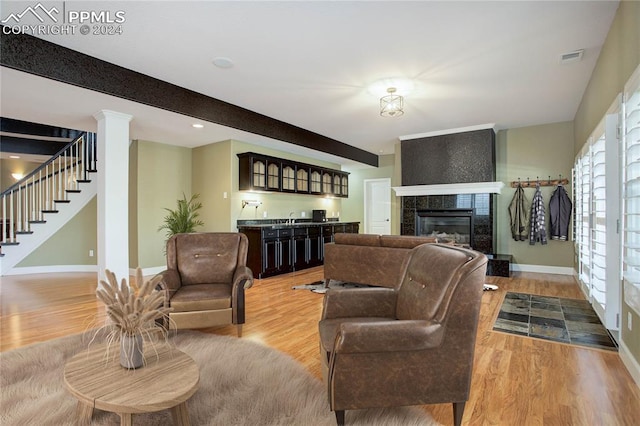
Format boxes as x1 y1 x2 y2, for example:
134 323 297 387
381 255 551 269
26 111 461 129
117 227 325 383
318 243 488 425
323 233 438 289
156 232 254 336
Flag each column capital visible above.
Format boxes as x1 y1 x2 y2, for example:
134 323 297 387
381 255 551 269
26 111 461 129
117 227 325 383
93 110 133 122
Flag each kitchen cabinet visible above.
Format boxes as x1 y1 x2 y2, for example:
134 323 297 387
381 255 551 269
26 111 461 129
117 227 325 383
238 152 348 197
239 222 359 278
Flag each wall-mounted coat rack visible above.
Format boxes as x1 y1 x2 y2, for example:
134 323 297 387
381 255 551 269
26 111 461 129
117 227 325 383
509 175 570 188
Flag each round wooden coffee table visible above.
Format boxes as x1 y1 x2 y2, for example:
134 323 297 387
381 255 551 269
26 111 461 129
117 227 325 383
64 342 199 426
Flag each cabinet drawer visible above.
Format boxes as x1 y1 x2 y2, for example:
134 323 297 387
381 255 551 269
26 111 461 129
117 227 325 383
279 228 293 237
262 229 278 238
294 227 308 236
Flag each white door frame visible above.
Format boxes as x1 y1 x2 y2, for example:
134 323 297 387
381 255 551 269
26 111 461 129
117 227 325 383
364 178 391 235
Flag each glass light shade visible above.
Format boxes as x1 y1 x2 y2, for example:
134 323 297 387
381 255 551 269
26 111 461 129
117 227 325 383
380 88 404 117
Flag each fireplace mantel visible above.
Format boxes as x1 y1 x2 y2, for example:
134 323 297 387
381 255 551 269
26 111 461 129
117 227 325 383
392 181 505 197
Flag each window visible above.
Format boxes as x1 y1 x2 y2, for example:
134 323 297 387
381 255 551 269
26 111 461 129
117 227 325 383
574 95 621 329
622 64 640 316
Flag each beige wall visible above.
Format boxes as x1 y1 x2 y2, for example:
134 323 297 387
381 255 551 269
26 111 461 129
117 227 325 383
574 0 640 150
192 140 233 232
0 158 40 192
341 154 396 233
134 140 192 269
495 122 575 269
17 196 97 267
572 0 640 368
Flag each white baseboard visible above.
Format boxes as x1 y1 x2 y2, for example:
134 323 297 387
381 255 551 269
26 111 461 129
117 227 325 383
131 266 166 277
619 339 640 388
511 263 575 276
4 265 98 276
5 265 165 277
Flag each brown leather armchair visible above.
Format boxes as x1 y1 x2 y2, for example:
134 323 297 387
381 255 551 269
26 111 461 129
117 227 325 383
318 243 488 425
156 232 254 337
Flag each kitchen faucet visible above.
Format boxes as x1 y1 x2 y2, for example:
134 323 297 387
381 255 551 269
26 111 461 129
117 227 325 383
288 212 295 224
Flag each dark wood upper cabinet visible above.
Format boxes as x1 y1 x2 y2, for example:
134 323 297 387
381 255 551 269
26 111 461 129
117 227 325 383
238 152 348 197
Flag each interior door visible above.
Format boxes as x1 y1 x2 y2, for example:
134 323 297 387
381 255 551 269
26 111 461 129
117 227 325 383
365 178 391 235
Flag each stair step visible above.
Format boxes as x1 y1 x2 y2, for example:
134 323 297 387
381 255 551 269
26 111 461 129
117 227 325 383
16 231 34 235
29 220 46 224
66 189 81 193
54 200 71 203
0 241 19 246
76 179 91 183
42 210 59 214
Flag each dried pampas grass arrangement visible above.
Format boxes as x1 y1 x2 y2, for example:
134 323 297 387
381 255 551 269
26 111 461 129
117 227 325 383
93 268 173 366
97 268 171 336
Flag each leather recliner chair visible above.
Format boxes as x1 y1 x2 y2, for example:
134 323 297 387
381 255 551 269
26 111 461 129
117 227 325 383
318 243 488 425
156 232 254 336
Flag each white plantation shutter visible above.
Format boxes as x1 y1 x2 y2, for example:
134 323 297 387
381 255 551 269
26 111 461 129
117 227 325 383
622 65 640 316
574 95 621 330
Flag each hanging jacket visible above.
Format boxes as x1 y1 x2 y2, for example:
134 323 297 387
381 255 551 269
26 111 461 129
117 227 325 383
549 185 572 241
529 185 547 245
508 185 529 241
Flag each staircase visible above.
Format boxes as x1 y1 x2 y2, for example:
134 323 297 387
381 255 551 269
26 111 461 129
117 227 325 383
0 132 97 275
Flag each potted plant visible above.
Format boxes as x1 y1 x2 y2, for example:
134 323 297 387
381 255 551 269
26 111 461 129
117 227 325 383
158 193 204 242
96 268 171 369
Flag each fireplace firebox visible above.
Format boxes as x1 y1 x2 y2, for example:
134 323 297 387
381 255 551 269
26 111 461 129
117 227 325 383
402 193 494 254
416 209 474 247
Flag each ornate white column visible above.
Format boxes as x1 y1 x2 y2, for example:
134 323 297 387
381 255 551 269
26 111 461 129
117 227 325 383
93 110 133 285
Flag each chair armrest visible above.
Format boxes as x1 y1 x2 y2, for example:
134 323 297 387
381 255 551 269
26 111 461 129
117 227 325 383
333 320 444 353
233 266 254 290
321 288 397 320
155 269 181 292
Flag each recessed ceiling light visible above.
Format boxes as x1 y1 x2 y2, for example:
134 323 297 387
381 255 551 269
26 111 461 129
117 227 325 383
192 123 204 129
212 57 234 69
9 155 20 159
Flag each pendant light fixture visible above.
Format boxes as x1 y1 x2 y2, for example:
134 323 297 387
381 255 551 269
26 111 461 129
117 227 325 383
380 87 404 117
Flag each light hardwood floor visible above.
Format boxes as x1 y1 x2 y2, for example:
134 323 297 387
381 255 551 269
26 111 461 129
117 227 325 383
1 268 639 425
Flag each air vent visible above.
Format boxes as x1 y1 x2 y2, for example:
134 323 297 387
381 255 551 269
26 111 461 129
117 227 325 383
560 49 584 64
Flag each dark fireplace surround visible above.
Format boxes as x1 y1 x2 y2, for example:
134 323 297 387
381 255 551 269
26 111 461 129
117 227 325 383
399 128 496 254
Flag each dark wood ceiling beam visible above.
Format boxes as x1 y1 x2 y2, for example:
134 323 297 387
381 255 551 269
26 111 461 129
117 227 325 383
0 29 378 167
1 117 81 139
0 135 69 156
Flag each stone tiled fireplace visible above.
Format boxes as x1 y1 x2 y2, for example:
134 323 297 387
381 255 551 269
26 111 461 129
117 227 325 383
395 125 501 255
401 193 495 254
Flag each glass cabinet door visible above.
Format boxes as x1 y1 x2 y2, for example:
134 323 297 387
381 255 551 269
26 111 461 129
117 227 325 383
296 168 309 193
322 172 332 194
310 170 322 193
267 162 280 190
341 175 349 197
282 164 296 192
252 159 266 188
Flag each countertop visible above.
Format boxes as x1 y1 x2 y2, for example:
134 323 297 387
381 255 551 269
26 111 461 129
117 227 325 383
237 221 359 230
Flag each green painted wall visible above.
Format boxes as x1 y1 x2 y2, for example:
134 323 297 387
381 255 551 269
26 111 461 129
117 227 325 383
17 196 97 267
495 122 575 269
135 140 192 269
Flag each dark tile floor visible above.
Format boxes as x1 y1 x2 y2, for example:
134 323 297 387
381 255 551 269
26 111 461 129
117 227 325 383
493 292 618 351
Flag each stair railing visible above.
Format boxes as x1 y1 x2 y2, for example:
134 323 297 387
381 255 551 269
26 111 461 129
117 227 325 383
1 132 97 246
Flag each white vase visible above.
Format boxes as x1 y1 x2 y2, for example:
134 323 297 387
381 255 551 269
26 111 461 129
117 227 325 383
120 333 144 369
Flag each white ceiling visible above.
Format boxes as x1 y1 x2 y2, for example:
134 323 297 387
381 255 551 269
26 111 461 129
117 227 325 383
0 0 620 168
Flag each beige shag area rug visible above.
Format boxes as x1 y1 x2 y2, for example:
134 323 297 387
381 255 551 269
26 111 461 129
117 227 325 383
0 330 439 425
